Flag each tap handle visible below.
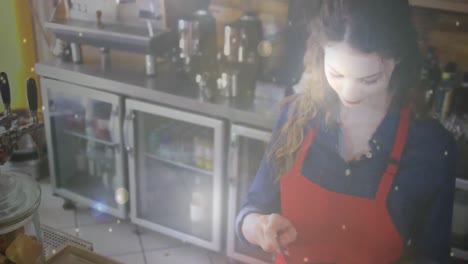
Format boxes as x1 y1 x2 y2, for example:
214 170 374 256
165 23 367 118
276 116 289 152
27 78 38 114
0 72 11 107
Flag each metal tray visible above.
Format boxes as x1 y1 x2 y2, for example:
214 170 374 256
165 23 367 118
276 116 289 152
41 225 93 257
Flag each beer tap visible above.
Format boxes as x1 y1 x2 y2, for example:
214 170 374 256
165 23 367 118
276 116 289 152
0 78 44 165
27 78 39 125
0 72 18 129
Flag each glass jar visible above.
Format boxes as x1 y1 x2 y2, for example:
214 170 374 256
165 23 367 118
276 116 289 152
0 172 45 264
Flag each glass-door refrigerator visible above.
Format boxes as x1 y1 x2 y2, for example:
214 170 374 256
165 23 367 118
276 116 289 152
125 99 225 251
41 78 126 218
226 124 274 264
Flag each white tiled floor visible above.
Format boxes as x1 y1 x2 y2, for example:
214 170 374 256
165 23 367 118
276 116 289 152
38 179 232 264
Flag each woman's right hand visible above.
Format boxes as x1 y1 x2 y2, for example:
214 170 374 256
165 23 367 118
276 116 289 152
241 213 297 253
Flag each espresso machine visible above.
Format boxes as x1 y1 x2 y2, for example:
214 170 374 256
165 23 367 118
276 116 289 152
217 12 263 103
177 9 218 92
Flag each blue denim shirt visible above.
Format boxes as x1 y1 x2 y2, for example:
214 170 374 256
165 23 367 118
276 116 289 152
236 104 457 263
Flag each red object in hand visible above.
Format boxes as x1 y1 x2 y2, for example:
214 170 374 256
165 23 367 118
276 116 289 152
276 251 290 264
276 236 291 264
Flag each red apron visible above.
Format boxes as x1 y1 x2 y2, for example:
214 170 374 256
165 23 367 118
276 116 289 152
276 107 410 264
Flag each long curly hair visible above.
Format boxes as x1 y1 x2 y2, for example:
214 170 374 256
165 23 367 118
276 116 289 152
269 0 426 180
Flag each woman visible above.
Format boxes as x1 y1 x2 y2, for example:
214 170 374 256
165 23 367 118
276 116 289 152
236 0 457 263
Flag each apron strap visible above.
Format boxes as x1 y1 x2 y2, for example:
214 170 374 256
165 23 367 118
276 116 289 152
292 128 316 172
376 106 411 203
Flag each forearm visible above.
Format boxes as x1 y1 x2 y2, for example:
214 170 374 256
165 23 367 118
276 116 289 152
241 213 263 245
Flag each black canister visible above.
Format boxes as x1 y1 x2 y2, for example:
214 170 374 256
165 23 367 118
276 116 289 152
219 12 263 104
177 9 217 81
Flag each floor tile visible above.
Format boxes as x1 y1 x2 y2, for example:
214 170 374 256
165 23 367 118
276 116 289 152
39 191 76 229
208 251 230 264
59 227 81 238
138 227 183 251
76 207 118 227
75 221 142 256
39 179 54 199
145 246 211 264
110 252 146 264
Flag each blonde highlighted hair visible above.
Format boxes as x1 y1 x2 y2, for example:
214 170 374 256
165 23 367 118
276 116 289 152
268 0 427 181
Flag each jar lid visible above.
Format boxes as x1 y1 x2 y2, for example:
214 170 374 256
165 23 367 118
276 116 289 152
0 172 41 232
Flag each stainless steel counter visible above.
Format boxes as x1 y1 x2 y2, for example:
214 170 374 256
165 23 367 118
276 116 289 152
36 60 285 130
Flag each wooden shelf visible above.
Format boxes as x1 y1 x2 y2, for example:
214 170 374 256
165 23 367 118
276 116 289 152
456 178 468 191
410 0 468 14
452 247 468 260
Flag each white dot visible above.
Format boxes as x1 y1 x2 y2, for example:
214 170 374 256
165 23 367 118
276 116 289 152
78 32 83 37
303 257 309 262
456 21 460 27
42 106 45 111
23 38 27 43
117 219 121 224
451 251 455 257
376 145 380 150
345 169 351 176
108 227 113 232
444 151 448 156
372 139 377 144
407 239 412 246
52 249 56 254
342 224 346 230
366 152 373 159
75 228 79 233
394 186 399 191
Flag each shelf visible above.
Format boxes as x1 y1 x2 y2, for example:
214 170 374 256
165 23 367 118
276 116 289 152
456 178 468 191
145 153 213 176
409 0 468 14
45 17 174 54
64 129 115 146
452 247 468 260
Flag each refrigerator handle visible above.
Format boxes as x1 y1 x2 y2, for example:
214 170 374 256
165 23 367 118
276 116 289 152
228 133 239 186
123 112 135 156
110 105 121 153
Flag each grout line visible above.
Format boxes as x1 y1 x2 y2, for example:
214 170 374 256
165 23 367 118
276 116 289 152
141 243 189 254
72 220 118 228
73 207 79 238
136 226 148 264
206 249 214 264
107 249 145 258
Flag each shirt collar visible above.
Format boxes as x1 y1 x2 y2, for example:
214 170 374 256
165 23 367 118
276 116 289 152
370 108 401 152
309 107 402 153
